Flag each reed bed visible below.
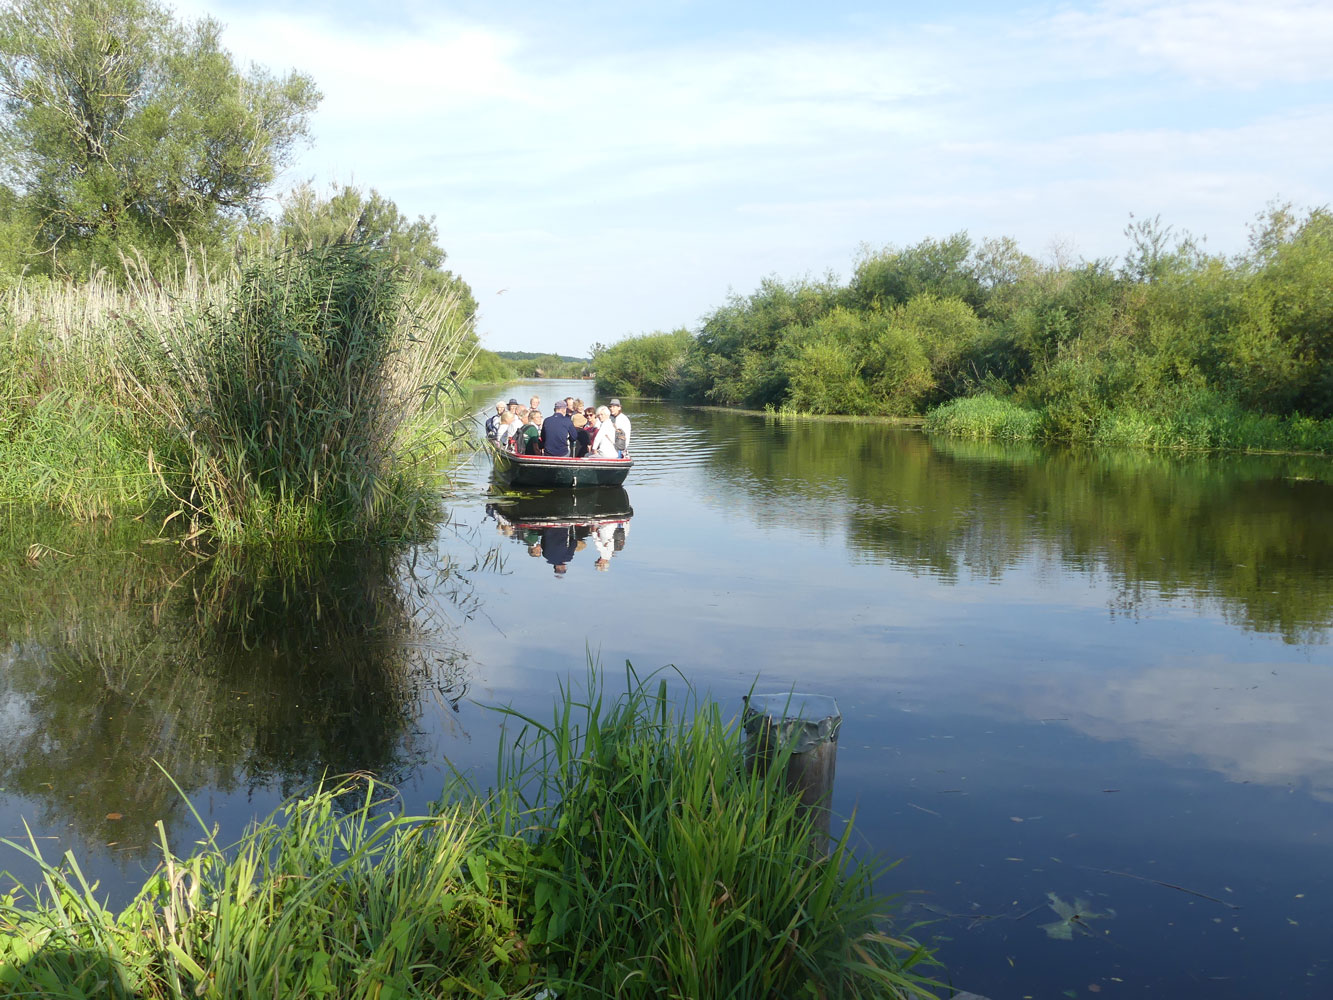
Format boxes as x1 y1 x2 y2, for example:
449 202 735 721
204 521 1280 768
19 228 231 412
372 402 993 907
925 392 1333 455
921 395 1041 442
489 668 937 999
0 670 936 1000
0 247 478 539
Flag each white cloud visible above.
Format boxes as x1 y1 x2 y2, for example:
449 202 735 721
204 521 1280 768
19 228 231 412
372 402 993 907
1044 0 1333 86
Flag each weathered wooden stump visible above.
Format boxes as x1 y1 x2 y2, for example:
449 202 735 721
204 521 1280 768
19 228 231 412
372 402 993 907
743 692 841 852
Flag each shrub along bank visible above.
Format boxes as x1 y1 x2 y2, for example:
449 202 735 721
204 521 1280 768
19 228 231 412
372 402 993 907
0 671 936 1000
0 245 478 541
592 205 1333 454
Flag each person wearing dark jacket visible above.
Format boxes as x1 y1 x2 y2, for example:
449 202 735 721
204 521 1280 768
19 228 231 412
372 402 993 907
484 401 505 438
540 400 579 457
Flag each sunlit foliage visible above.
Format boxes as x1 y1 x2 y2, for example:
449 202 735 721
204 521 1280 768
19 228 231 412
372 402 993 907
594 203 1333 453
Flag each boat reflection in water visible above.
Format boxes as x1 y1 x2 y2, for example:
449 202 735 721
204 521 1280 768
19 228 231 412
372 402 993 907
486 488 633 576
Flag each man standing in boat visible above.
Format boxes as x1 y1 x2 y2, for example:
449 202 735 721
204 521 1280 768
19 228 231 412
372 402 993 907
607 399 632 457
540 399 579 457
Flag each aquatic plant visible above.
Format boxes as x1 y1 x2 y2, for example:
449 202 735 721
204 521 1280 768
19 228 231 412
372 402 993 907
923 394 1041 441
130 244 474 540
485 668 937 999
0 670 937 999
0 246 479 538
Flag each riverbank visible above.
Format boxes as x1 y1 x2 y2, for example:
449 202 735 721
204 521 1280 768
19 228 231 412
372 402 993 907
0 246 477 542
923 393 1333 454
0 671 937 1000
590 205 1333 458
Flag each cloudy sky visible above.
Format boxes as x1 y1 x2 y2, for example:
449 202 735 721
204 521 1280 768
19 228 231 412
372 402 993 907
176 0 1332 355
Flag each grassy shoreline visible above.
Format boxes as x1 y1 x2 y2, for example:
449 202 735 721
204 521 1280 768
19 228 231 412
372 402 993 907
924 393 1333 455
0 246 478 541
0 670 937 999
590 206 1333 460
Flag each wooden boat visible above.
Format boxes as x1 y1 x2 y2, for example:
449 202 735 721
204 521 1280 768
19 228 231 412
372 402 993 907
488 440 632 488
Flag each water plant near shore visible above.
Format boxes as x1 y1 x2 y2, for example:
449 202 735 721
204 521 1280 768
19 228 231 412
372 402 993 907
0 670 936 999
128 244 477 541
924 392 1333 454
494 670 936 999
0 246 479 539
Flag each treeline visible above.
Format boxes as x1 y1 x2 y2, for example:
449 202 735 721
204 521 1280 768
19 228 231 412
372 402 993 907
497 350 591 379
594 205 1333 453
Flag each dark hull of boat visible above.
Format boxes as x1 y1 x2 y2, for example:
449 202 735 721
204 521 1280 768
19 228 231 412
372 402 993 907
490 442 632 488
496 487 633 528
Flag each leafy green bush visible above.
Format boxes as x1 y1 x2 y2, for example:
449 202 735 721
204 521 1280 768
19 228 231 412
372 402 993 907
591 328 691 397
924 395 1040 441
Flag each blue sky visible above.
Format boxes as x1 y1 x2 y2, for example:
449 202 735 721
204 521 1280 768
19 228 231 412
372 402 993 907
177 0 1332 355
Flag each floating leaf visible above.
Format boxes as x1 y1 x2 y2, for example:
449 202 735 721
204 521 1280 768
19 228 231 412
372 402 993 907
1040 892 1114 940
105 812 123 821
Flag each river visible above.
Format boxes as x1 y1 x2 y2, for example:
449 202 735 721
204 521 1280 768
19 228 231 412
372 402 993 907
3 377 1332 998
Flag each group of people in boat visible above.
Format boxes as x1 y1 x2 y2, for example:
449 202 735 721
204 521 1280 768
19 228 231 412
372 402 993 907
484 394 631 459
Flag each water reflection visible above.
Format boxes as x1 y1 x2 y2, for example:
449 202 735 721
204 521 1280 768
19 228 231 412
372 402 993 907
682 410 1333 642
486 488 633 575
0 515 473 864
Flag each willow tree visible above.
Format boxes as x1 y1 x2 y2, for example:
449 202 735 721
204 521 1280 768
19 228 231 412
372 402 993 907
0 0 320 274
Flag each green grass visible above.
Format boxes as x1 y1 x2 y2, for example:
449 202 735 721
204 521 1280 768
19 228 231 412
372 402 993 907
922 394 1041 441
0 247 478 540
925 392 1333 455
491 668 935 999
0 668 937 1000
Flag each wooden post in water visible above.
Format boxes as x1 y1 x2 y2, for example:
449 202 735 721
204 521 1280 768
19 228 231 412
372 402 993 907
743 693 841 853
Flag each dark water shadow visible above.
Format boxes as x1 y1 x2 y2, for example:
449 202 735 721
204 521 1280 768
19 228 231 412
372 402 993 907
0 513 477 868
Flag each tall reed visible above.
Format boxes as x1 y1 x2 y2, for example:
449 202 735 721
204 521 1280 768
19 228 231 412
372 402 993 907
0 247 477 535
486 668 937 999
0 269 193 515
0 670 938 999
126 245 474 540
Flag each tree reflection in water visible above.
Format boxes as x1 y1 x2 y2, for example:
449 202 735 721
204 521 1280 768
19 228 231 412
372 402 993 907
684 410 1333 644
0 515 476 864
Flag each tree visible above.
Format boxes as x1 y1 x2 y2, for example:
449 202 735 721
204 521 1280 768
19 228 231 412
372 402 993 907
848 232 983 310
0 0 320 274
274 182 477 320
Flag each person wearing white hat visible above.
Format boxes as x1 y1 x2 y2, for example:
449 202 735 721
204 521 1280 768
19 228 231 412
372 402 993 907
607 399 631 457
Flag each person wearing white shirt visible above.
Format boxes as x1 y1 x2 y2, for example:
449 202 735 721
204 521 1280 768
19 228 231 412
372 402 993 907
496 411 519 448
607 399 631 457
588 406 619 458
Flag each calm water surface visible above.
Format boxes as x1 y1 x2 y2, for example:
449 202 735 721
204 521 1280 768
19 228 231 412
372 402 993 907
3 378 1333 999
